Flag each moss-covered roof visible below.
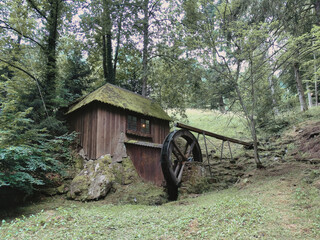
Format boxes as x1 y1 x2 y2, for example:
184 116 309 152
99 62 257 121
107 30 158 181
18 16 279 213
67 83 172 121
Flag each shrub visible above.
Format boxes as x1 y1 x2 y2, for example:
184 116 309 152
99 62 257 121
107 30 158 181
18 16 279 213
0 133 76 195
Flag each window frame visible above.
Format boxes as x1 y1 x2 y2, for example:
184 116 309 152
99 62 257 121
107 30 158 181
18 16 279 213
126 114 152 138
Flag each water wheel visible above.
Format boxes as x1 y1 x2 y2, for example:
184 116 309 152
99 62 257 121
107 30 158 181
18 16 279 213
160 129 202 200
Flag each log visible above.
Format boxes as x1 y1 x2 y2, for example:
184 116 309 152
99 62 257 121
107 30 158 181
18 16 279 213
175 122 253 147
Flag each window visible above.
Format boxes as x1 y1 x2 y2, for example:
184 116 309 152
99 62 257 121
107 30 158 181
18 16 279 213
127 115 151 137
141 119 150 134
127 115 137 131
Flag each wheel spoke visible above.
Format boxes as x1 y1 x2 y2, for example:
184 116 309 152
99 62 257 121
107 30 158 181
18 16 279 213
172 147 181 161
177 162 185 183
185 140 196 159
172 140 187 162
183 142 189 155
174 162 181 176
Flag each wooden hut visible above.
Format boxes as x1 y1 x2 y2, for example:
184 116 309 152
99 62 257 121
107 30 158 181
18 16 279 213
66 83 171 185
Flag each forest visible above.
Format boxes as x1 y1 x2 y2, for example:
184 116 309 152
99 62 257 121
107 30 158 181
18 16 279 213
1 0 320 198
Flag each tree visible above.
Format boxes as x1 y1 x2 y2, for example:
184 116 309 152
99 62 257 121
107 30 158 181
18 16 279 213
178 0 297 168
0 0 70 116
141 0 149 96
79 0 136 85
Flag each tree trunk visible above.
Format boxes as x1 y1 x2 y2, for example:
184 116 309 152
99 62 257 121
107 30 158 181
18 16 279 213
219 95 226 113
314 52 319 106
306 82 313 108
102 34 108 82
141 0 149 96
316 79 319 106
43 0 61 113
293 62 308 111
268 76 279 115
102 0 114 84
234 60 263 169
250 115 262 168
113 16 122 80
106 32 114 84
313 1 320 106
313 0 320 25
236 85 263 168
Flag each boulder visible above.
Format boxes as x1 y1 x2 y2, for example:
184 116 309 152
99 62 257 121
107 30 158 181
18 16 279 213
68 155 139 201
68 155 115 201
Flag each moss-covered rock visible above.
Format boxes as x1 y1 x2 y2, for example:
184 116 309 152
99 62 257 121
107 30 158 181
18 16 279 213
110 157 139 185
181 162 210 194
68 175 89 201
121 157 139 185
57 184 67 194
42 187 59 196
68 155 140 201
105 182 168 205
68 155 115 201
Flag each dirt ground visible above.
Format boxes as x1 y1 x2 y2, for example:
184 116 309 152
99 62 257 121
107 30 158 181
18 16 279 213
287 120 320 160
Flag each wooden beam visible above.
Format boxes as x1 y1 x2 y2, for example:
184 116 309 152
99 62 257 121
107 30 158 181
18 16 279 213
175 122 253 147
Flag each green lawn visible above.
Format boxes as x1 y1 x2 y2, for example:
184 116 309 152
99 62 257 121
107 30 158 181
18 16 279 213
1 164 319 240
178 109 250 140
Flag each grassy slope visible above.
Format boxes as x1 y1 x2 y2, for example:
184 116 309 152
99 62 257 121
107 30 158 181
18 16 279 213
179 109 251 159
183 109 250 139
1 109 320 240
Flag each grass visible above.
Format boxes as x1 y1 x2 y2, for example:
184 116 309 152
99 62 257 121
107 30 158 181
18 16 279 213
179 109 250 140
176 109 251 159
259 105 320 135
1 166 319 239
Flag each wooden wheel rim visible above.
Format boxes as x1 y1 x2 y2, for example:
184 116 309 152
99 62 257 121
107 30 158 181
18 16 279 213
161 129 202 188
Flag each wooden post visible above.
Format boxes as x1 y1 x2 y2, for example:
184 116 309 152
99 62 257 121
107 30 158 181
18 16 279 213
203 132 213 177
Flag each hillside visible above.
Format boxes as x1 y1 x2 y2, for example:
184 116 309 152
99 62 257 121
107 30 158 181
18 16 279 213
1 108 320 239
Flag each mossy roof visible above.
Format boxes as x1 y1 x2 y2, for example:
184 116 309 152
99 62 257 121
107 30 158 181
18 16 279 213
67 83 172 121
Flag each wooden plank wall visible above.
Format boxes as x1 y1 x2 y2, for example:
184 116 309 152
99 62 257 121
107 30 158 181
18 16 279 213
125 144 164 185
96 104 126 158
68 102 170 160
152 118 170 144
69 105 98 159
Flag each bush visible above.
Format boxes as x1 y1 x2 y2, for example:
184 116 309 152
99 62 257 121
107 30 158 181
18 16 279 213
0 134 75 195
0 80 76 195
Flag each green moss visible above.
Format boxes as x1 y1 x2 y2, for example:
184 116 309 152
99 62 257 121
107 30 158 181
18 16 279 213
74 156 84 171
71 175 88 187
67 83 172 121
111 157 139 185
57 184 66 194
126 140 138 144
121 157 139 185
99 154 112 165
67 175 89 200
111 163 123 184
109 181 168 205
41 187 58 196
